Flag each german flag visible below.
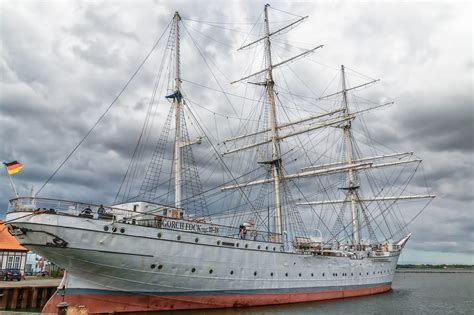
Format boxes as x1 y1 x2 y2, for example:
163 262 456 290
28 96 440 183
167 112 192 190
4 161 23 175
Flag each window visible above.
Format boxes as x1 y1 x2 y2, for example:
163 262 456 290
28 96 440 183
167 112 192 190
158 265 163 270
133 204 139 212
254 271 257 276
230 270 234 275
7 256 13 269
285 273 288 277
209 269 213 274
13 256 20 269
270 272 274 277
191 268 196 273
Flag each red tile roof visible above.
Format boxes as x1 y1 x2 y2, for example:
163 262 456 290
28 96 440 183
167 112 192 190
0 221 28 251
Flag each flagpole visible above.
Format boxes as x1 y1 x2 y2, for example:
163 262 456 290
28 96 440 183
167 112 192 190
3 163 19 197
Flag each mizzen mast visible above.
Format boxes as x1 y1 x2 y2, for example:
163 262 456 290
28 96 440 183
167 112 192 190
341 64 360 244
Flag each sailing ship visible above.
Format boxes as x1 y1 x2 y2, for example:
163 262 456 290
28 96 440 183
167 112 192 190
5 5 435 313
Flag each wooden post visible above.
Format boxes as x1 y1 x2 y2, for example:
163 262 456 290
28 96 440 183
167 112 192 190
11 288 19 309
31 287 38 309
0 290 8 310
20 288 29 309
40 288 48 307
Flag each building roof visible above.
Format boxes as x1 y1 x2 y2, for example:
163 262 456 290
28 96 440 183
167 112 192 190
0 221 28 251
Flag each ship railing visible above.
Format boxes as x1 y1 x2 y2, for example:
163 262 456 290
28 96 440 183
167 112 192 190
8 197 141 221
132 217 280 242
8 197 282 243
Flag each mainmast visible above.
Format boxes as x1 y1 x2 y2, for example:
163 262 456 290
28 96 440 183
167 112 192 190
264 4 283 238
341 65 360 244
173 11 183 210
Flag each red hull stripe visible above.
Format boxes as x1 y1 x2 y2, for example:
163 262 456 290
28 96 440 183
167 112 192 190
43 284 391 313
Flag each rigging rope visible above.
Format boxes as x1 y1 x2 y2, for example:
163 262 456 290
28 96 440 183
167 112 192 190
36 20 172 196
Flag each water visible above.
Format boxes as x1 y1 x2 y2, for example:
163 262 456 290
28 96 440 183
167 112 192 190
147 272 474 315
4 271 473 314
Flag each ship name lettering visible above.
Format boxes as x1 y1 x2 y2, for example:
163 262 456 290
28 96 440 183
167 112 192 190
161 219 218 234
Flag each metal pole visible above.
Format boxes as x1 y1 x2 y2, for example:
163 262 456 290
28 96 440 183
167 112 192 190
264 4 283 240
341 65 360 244
173 12 182 211
3 164 19 197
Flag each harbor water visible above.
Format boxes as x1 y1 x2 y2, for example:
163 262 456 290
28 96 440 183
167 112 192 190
3 271 472 314
140 271 474 315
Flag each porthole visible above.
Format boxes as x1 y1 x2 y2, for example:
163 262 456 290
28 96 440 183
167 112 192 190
217 240 221 245
177 235 181 241
120 228 125 233
157 233 162 238
257 245 261 250
191 268 196 273
236 243 239 247
265 246 268 250
112 227 117 233
195 238 199 243
299 273 301 277
273 247 276 251
367 272 369 275
150 264 156 269
322 273 325 277
311 273 314 277
351 273 353 276
209 269 213 274
285 273 288 277
158 265 163 270
359 273 362 276
103 226 109 232
230 270 234 275
245 244 248 248
270 272 274 277
254 271 257 276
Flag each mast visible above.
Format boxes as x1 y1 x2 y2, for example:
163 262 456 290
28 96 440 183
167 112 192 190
264 4 283 239
341 64 360 244
173 11 182 210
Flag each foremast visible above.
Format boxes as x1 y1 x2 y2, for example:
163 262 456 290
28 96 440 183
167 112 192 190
173 11 183 210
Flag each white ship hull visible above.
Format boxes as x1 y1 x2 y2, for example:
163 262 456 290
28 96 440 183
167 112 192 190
6 210 398 313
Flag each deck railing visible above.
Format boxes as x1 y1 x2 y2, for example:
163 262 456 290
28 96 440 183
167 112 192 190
8 197 281 243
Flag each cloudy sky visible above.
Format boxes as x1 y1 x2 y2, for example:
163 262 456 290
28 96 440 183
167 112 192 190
0 0 472 264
